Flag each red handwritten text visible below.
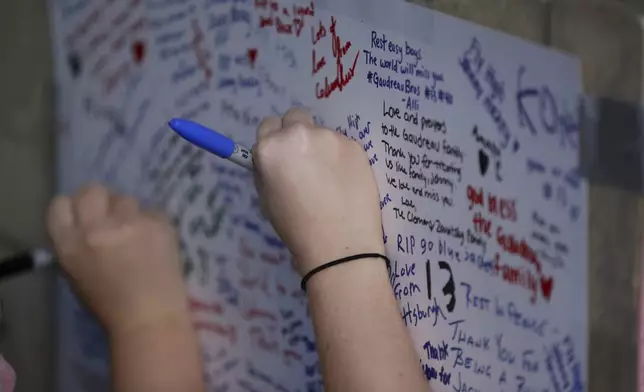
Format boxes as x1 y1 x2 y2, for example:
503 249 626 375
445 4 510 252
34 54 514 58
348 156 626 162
260 251 282 265
315 16 359 99
488 193 517 222
293 17 305 36
493 254 539 302
191 19 212 80
283 349 303 365
311 20 327 75
293 2 314 17
194 321 237 344
496 226 542 273
245 308 277 321
65 7 102 48
103 62 130 95
493 254 554 302
312 50 326 75
467 185 484 209
275 17 292 34
189 297 224 315
472 212 492 237
467 185 517 221
259 16 273 27
239 238 255 259
256 0 309 37
311 20 326 45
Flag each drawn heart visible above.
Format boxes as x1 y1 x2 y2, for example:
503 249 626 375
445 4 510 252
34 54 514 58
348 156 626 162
247 48 258 68
540 276 554 301
478 149 489 176
132 40 146 65
67 52 82 78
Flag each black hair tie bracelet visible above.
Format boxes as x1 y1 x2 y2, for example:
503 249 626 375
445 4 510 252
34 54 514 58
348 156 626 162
301 253 390 292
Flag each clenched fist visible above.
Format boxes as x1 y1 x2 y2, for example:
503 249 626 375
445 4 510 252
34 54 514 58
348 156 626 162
253 108 385 277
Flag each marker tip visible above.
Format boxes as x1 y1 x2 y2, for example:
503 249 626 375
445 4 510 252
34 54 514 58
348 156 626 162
168 118 179 130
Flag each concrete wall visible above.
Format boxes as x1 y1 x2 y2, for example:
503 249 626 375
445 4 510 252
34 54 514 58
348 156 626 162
0 0 56 391
0 0 641 390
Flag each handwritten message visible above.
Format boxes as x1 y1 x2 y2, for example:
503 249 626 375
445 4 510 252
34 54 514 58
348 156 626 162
50 1 587 391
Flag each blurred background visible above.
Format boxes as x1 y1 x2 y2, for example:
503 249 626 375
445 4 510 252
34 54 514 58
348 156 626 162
1 0 644 390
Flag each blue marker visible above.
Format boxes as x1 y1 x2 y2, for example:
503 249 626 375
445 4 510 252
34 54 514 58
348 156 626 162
168 118 254 170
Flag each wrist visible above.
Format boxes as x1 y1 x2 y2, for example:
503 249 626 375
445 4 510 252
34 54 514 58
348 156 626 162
304 255 390 297
107 304 193 343
109 305 205 392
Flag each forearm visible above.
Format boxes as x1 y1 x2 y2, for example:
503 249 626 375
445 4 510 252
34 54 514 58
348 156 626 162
109 313 205 392
307 257 427 392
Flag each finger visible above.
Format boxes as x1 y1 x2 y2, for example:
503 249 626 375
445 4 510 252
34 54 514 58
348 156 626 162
282 107 314 128
257 116 282 140
73 184 111 228
110 194 140 220
47 195 76 247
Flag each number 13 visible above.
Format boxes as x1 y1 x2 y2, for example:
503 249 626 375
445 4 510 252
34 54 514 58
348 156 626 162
425 260 456 312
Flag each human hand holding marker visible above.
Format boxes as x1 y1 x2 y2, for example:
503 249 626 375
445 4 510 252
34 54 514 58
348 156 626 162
250 109 427 392
170 110 386 277
172 109 425 392
252 109 386 277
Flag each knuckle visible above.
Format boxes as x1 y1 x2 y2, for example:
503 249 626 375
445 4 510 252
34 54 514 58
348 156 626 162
257 116 280 134
283 124 314 154
283 107 301 118
283 107 311 121
284 121 310 135
49 194 68 209
75 184 109 210
81 226 105 248
257 123 310 160
78 183 107 200
258 116 276 129
283 123 311 145
48 195 71 221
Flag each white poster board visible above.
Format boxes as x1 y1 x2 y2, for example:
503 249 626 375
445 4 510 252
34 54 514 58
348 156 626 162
48 0 587 391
